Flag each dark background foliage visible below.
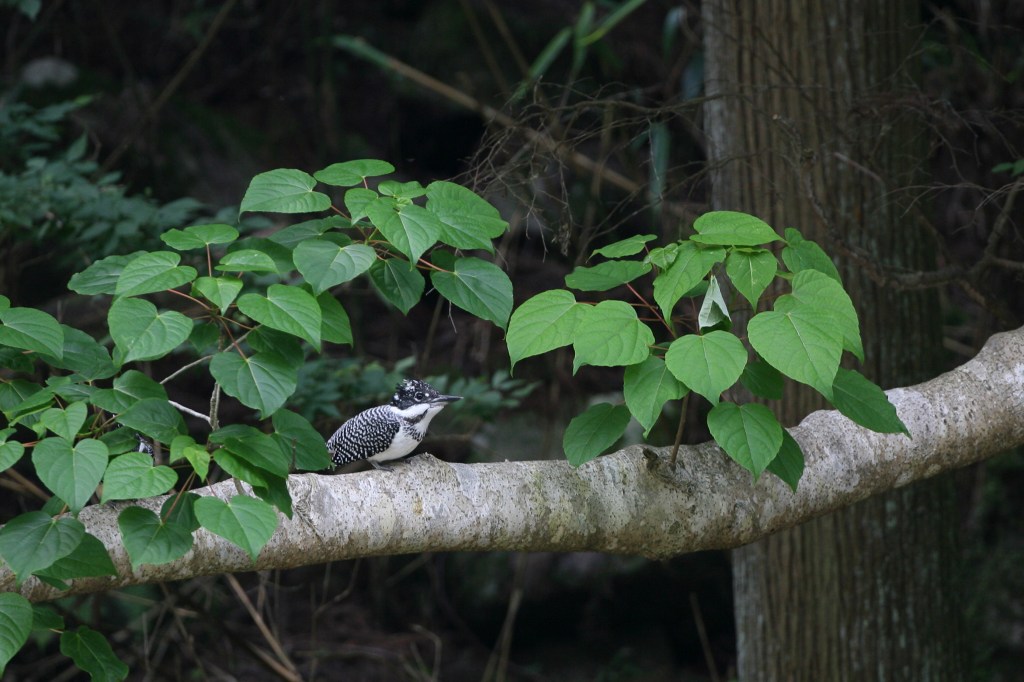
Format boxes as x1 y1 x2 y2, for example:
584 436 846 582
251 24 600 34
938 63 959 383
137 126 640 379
1 0 1022 679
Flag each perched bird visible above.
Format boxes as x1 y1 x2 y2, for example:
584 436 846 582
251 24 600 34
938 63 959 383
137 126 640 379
326 379 461 470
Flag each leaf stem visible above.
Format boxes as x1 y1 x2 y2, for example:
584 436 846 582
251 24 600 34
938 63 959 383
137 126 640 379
626 282 674 337
669 392 690 467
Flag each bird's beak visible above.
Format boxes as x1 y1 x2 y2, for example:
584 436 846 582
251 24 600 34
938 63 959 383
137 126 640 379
433 394 462 404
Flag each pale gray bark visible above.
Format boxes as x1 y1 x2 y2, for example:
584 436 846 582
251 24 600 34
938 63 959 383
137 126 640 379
4 326 1023 604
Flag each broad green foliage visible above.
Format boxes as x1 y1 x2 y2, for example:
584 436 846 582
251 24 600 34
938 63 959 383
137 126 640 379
0 593 32 675
0 158 512 676
507 212 909 476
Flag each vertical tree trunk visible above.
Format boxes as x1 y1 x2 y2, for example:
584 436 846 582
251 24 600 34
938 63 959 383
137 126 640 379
702 1 968 679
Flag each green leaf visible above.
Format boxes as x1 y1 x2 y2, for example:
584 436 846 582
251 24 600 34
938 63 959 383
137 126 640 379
268 216 348 248
379 179 426 199
665 330 747 403
101 452 177 502
748 303 844 398
32 604 65 632
368 258 424 313
190 322 220 353
563 403 631 467
782 228 841 283
240 168 331 214
318 293 353 345
161 492 201 532
697 275 731 331
2 382 53 426
314 159 395 187
210 350 298 418
161 223 239 250
425 180 508 252
194 495 279 562
108 297 192 364
0 512 84 585
726 248 777 308
789 269 863 361
0 307 64 359
237 284 322 350
115 251 197 297
293 239 376 294
192 276 243 313
565 260 652 292
39 326 116 380
212 447 272 488
707 402 783 477
215 248 280 273
507 289 585 372
652 242 721 320
91 370 167 414
645 243 679 269
691 211 782 246
35 532 117 582
170 435 211 480
0 441 24 472
231 238 295 273
60 626 128 682
345 187 378 222
252 476 293 519
766 431 805 491
33 437 108 513
40 401 87 441
0 593 32 675
366 197 442 263
430 257 514 330
623 356 688 436
592 234 657 258
67 253 141 296
118 506 193 570
572 301 654 373
115 397 186 445
740 358 784 400
273 409 332 471
831 368 909 435
214 426 292 478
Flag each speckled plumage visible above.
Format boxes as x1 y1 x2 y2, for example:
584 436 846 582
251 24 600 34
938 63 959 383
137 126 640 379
326 379 461 470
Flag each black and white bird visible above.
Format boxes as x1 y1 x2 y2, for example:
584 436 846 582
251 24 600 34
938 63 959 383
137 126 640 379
326 379 461 470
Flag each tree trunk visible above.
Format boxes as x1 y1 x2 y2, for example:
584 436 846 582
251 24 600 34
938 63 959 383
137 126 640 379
703 1 969 679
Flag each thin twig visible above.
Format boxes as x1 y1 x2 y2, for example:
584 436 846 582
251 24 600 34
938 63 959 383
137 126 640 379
669 393 690 468
160 354 213 385
167 400 211 425
225 573 301 679
99 0 240 174
689 592 721 682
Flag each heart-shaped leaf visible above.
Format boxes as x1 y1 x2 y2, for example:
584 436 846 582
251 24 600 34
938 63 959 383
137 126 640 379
194 495 279 562
237 285 322 350
108 297 192 364
33 437 108 513
117 506 193 570
0 512 84 585
101 452 178 503
240 168 331 214
430 257 513 330
115 251 197 297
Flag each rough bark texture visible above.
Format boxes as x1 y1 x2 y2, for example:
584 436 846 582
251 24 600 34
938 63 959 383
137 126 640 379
4 327 1022 604
703 0 969 679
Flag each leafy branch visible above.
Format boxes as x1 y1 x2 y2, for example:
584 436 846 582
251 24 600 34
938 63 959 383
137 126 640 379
507 210 909 486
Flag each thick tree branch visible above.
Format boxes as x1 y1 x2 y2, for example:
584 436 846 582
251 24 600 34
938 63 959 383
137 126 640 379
5 327 1023 603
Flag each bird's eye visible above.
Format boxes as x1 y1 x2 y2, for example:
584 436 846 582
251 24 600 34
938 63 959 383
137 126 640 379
415 392 425 400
